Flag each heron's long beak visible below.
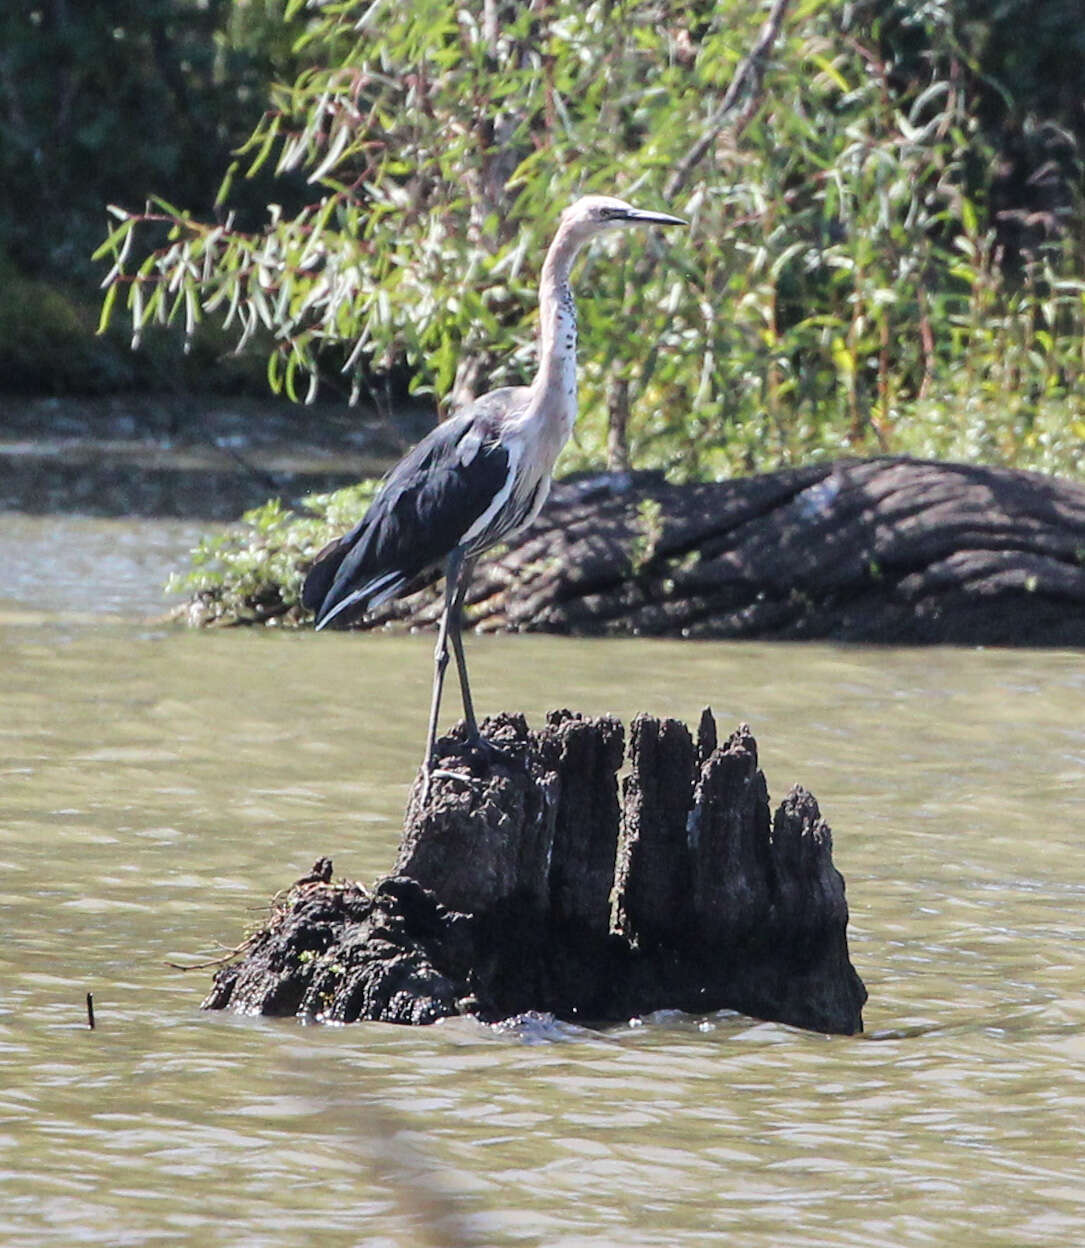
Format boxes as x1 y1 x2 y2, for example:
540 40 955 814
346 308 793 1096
623 208 688 228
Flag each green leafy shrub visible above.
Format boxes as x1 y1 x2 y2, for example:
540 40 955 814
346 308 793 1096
170 482 377 625
0 0 304 286
98 0 1084 483
0 1 314 394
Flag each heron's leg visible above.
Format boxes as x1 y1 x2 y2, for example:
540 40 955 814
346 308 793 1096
424 552 515 798
448 557 516 768
447 557 480 741
422 550 464 774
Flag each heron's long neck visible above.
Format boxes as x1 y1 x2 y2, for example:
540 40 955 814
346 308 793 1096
533 226 583 435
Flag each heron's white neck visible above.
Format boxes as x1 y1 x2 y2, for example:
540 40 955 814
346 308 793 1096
532 222 586 437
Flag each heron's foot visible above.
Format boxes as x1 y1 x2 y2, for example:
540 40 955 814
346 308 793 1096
458 730 521 769
417 759 496 808
431 730 512 767
428 765 481 789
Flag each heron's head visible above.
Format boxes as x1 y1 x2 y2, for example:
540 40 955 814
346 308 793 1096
560 195 687 239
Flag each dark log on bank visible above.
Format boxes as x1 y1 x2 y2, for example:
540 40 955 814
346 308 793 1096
204 711 867 1035
338 457 1085 645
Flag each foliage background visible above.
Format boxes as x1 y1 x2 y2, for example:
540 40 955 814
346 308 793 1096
0 0 306 391
5 0 1084 482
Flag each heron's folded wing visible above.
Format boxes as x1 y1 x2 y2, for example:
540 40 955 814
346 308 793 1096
302 402 520 625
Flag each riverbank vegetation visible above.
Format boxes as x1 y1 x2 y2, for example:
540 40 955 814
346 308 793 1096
0 0 306 393
92 0 1085 484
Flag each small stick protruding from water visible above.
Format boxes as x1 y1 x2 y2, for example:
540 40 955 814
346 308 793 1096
86 991 95 1031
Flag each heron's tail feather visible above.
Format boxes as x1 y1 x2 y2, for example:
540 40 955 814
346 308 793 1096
301 534 351 613
312 568 408 630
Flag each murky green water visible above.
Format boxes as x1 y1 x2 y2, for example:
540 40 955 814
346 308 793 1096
2 516 1084 1246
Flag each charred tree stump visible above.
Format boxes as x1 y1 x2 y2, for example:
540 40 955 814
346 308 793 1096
205 710 867 1035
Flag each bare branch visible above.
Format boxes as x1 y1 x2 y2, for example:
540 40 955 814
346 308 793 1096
665 0 794 202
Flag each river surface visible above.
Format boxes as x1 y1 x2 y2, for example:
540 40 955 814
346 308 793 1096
2 512 1084 1247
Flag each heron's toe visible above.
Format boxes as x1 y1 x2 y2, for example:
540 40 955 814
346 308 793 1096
462 732 522 769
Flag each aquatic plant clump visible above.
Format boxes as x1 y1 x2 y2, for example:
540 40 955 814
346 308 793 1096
171 482 377 627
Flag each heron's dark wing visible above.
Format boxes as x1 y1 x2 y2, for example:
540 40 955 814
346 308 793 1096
303 389 528 628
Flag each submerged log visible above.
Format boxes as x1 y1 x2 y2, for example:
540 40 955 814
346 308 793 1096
204 710 867 1035
343 457 1085 646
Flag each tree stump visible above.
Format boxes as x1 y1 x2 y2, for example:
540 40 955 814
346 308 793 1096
204 710 867 1035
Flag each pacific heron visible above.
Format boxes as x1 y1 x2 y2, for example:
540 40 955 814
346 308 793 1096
302 195 687 783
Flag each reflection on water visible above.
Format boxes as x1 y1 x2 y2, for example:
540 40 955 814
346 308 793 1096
2 593 1084 1243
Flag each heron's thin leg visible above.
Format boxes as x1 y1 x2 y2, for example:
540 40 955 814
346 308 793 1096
447 557 479 741
423 550 464 773
450 557 517 770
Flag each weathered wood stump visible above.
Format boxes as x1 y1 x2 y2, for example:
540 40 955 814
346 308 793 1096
204 710 867 1035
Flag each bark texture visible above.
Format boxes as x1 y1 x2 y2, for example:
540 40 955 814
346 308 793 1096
347 458 1085 645
205 711 867 1035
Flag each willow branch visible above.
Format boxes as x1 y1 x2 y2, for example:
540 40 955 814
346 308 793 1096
664 0 794 202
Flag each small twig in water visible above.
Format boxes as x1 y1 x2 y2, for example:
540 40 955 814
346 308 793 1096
165 937 255 972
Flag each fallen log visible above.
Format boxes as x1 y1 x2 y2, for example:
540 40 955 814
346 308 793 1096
332 457 1085 645
203 710 867 1035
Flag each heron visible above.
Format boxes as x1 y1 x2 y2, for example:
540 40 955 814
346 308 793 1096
302 195 687 785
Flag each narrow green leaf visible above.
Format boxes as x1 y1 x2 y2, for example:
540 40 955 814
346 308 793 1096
97 281 119 335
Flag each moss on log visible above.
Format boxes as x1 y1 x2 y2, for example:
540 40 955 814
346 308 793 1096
204 710 867 1035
